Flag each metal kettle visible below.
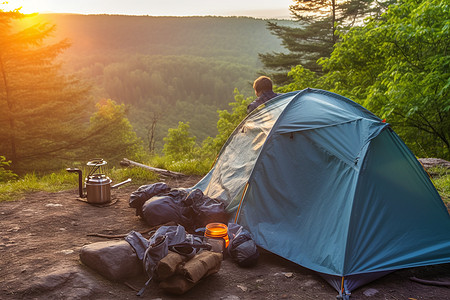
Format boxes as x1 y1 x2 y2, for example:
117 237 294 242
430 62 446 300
67 159 131 204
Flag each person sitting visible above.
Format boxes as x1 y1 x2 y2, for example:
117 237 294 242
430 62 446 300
247 76 279 114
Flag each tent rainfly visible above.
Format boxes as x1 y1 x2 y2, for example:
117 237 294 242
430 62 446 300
193 88 450 298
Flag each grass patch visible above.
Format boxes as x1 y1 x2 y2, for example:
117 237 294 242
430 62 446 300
109 166 159 186
0 170 78 202
0 167 161 202
0 155 211 202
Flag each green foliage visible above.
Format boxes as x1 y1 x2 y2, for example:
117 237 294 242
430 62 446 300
163 122 197 160
277 65 321 92
428 167 450 204
318 0 450 159
206 89 254 154
159 120 214 174
0 156 17 182
86 99 146 165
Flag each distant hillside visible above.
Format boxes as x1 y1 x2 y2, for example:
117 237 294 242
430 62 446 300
37 14 295 149
42 14 289 68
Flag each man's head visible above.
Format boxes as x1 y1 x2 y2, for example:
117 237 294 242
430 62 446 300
253 76 273 97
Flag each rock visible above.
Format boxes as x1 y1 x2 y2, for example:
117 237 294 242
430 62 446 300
79 240 142 282
299 279 319 288
221 296 241 300
418 158 450 169
21 267 100 299
7 226 20 232
45 203 63 207
237 284 248 292
363 288 379 297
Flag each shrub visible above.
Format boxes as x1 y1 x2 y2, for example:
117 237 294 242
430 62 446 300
0 156 17 182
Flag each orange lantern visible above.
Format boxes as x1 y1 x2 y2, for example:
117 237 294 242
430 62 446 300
204 223 229 252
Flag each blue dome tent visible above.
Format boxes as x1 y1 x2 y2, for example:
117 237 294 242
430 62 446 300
194 88 450 298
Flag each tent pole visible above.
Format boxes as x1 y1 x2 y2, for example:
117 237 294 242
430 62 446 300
234 182 249 223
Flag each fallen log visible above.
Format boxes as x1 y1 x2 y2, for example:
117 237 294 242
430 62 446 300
121 158 184 178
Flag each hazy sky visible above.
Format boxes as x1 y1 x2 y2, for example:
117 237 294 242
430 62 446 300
3 0 293 19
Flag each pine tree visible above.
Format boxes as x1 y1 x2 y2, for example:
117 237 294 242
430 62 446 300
0 8 91 172
260 0 394 85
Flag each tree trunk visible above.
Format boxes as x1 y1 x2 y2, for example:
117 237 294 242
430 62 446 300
0 57 17 164
332 0 337 44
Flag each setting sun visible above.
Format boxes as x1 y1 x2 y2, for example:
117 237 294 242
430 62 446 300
1 0 41 14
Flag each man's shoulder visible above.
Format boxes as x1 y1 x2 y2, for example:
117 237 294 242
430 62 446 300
247 91 282 114
247 98 262 113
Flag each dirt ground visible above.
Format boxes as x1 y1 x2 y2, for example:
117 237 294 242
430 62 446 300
1 175 450 300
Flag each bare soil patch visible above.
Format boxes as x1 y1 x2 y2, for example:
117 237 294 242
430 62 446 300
1 175 450 299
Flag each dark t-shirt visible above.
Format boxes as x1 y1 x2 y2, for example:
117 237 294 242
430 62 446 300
247 90 279 114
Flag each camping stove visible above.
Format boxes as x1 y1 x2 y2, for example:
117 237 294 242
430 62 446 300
67 159 131 204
